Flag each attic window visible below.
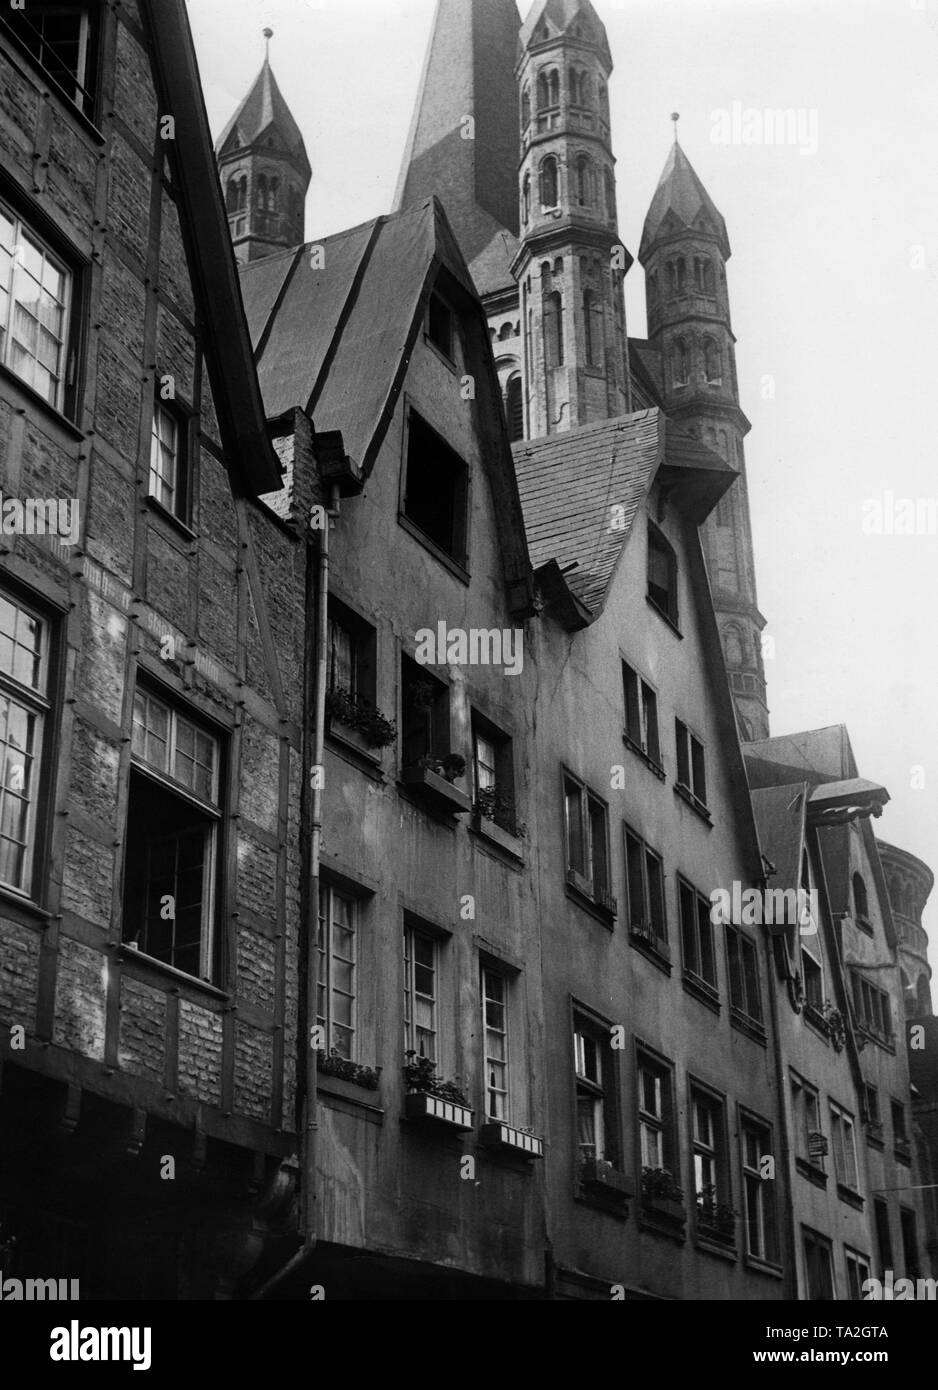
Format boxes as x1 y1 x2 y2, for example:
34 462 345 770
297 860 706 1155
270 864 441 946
647 523 678 627
402 411 468 565
427 291 454 360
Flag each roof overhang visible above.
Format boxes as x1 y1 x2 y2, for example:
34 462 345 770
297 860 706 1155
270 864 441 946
807 778 890 827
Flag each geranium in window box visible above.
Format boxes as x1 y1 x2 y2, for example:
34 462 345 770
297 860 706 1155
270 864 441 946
641 1167 686 1222
316 1050 380 1091
326 685 397 750
696 1185 736 1242
402 755 471 814
474 785 527 840
580 1156 631 1201
480 1121 544 1158
403 1053 473 1130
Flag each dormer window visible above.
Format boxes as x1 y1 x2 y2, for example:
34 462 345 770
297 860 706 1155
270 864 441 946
427 290 454 361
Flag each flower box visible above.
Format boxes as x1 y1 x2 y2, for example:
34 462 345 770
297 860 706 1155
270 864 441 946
643 1195 686 1225
404 1091 473 1131
402 765 472 815
480 1122 544 1158
580 1158 631 1201
472 812 524 857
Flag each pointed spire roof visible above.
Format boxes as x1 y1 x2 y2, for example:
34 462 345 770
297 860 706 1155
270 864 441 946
393 0 520 298
639 140 730 262
519 0 612 66
216 52 310 180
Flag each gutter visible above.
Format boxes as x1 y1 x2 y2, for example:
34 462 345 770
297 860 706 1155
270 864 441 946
250 474 339 1300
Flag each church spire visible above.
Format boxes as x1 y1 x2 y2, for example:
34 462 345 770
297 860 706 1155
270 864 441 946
513 0 632 438
216 32 311 264
393 0 520 298
640 137 769 740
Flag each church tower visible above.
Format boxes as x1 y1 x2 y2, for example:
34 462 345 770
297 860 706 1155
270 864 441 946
216 31 311 264
640 131 769 740
513 0 632 439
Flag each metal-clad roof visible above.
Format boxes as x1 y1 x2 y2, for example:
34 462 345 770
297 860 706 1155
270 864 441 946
750 783 808 890
640 142 730 262
216 58 310 176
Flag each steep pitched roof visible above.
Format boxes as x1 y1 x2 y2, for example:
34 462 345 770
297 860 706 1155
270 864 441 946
640 141 730 262
393 0 520 298
745 725 855 790
239 196 533 601
751 784 808 887
511 408 734 616
141 0 281 494
519 0 612 66
216 57 310 178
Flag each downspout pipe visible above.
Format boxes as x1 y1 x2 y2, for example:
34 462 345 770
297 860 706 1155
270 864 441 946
250 477 339 1300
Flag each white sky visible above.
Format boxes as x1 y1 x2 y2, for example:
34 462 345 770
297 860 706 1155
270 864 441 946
188 0 938 985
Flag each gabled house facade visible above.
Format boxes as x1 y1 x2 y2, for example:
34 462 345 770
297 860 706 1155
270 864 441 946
0 0 322 1299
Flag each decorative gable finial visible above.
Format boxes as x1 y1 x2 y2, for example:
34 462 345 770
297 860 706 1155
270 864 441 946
671 112 680 144
263 26 273 61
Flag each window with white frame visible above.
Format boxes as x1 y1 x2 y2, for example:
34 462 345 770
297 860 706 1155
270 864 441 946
0 591 48 895
481 965 511 1121
403 920 438 1062
317 884 357 1060
830 1102 860 1191
574 1017 619 1167
0 203 72 411
638 1053 674 1174
122 686 222 981
742 1116 778 1263
149 400 190 523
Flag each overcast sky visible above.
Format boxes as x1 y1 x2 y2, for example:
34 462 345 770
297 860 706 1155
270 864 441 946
188 0 938 985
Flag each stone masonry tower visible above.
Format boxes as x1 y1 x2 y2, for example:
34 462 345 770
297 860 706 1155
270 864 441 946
640 134 769 740
513 0 631 439
878 839 934 1018
216 31 311 264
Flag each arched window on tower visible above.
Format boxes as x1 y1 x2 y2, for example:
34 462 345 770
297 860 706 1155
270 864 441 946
540 156 559 209
673 337 689 386
604 168 616 220
676 257 686 291
522 172 531 224
703 337 722 384
569 67 580 104
599 81 610 126
268 177 280 211
537 72 549 110
583 290 602 368
543 287 564 368
723 626 744 667
226 178 239 213
667 261 677 294
505 374 524 442
256 174 268 209
703 259 715 294
548 69 560 106
576 155 594 207
521 87 531 129
853 872 870 925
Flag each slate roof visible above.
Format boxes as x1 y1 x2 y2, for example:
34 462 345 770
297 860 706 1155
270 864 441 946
640 141 730 262
216 58 310 176
511 408 734 614
519 0 612 66
393 0 520 298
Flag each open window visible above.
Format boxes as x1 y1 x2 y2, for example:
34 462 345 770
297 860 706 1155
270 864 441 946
622 660 661 769
148 398 191 525
563 772 614 914
679 879 717 993
471 713 520 837
647 524 679 627
625 826 667 952
122 686 223 983
6 4 100 118
402 411 468 566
